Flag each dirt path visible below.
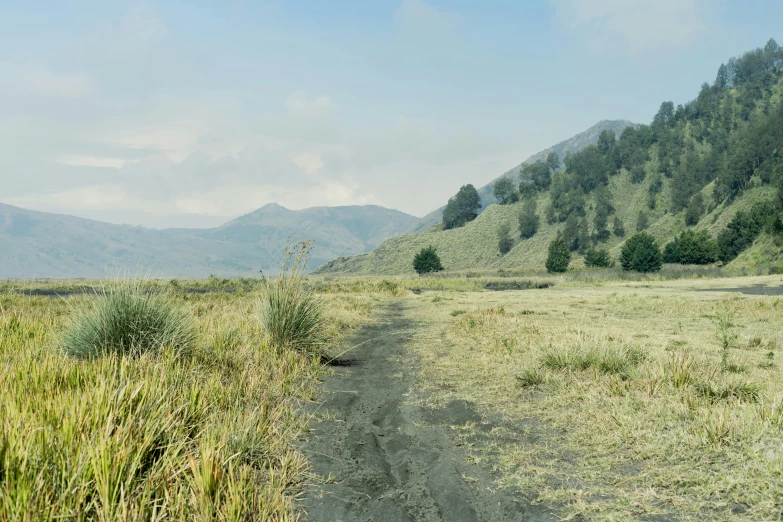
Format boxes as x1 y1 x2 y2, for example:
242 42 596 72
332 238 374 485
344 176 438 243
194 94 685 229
300 301 556 522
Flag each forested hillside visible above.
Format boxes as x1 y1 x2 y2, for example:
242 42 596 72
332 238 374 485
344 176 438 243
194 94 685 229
316 40 783 276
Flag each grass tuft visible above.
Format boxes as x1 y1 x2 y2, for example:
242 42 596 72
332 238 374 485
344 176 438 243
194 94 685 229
61 282 196 358
692 379 762 403
259 241 328 355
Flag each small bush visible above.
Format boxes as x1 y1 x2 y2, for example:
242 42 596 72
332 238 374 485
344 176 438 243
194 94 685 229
259 242 327 354
413 246 444 275
620 232 662 272
584 248 612 268
61 282 196 358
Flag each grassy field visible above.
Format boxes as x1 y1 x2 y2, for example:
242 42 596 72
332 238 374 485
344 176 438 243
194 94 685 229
0 277 382 520
401 274 783 521
4 271 783 520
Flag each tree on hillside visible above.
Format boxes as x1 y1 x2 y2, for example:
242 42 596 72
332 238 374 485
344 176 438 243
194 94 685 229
493 177 519 205
636 211 649 232
546 152 561 172
562 212 580 251
613 216 626 237
520 160 553 192
497 223 514 254
685 193 705 226
413 246 444 275
577 217 591 254
546 234 570 273
620 232 662 272
597 130 616 155
443 184 481 230
518 199 539 239
593 206 610 243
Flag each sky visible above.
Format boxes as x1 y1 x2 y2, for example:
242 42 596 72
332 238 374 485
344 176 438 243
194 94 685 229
1 0 781 229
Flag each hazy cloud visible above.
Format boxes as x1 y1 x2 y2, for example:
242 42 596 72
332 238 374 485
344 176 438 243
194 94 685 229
550 0 712 55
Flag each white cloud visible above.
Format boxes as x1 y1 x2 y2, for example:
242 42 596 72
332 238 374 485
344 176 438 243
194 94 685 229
550 0 712 55
284 91 337 118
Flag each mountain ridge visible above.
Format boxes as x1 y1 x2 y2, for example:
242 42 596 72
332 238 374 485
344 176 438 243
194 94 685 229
405 119 636 234
0 202 417 278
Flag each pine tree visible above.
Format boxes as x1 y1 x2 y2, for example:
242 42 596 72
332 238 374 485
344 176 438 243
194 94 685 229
546 234 571 273
620 232 662 272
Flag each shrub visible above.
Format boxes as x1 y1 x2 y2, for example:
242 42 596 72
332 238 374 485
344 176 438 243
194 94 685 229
259 242 327 354
61 282 196 358
413 245 444 275
663 229 718 264
546 234 571 273
620 232 662 272
585 247 612 268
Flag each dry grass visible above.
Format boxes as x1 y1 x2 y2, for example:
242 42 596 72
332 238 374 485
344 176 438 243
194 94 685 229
401 274 783 521
0 281 376 520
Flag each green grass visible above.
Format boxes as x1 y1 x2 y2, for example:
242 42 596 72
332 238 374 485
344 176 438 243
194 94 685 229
0 277 375 520
61 281 196 358
259 244 328 356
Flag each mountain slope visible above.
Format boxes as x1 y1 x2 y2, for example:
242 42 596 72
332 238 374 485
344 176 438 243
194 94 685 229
0 203 417 278
316 40 783 276
406 119 635 234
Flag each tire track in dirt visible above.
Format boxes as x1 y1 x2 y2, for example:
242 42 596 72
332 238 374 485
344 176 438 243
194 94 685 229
300 301 557 521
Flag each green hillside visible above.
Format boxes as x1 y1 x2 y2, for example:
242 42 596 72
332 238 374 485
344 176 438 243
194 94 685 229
0 202 417 278
317 40 783 276
406 119 635 234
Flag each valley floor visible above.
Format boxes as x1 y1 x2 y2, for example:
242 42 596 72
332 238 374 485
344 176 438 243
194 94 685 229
303 274 783 521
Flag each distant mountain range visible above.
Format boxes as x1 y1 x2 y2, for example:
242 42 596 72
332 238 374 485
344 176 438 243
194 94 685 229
405 119 636 234
0 202 418 278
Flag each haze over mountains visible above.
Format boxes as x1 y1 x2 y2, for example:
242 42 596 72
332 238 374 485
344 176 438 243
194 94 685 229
1 119 637 279
0 202 417 278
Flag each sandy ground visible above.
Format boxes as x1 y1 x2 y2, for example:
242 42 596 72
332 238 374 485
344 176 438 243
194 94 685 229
300 301 557 522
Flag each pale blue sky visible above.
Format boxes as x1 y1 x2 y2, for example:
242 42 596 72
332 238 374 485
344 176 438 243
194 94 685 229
1 1 781 227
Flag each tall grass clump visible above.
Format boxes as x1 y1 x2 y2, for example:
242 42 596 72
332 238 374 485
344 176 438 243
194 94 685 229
260 241 327 354
61 282 196 358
